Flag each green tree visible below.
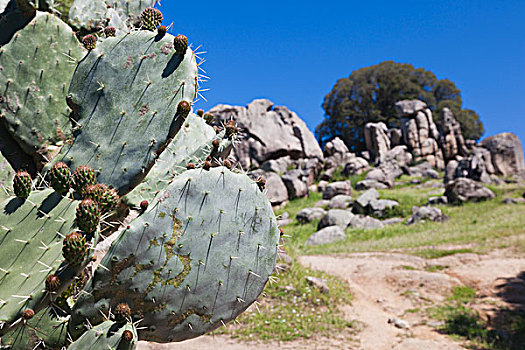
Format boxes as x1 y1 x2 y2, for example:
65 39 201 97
316 61 484 151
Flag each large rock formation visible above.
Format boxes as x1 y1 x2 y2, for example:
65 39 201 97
480 133 525 177
440 107 468 161
208 99 323 169
395 100 445 169
364 122 391 163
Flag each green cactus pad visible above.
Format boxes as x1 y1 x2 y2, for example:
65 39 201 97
0 189 82 333
0 153 15 202
0 11 84 159
124 113 223 207
54 30 198 195
1 306 69 349
69 0 157 32
68 320 137 350
71 167 279 342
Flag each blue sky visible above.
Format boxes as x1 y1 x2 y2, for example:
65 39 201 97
159 0 525 145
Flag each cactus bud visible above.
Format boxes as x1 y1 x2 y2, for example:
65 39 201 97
177 101 191 119
62 232 87 265
13 171 32 199
157 25 167 37
204 113 214 125
82 35 97 50
49 162 71 195
76 199 100 235
114 303 132 323
186 163 195 170
173 34 188 56
22 309 35 320
104 26 116 37
256 176 266 191
122 330 134 343
141 8 163 31
223 159 232 169
140 200 149 211
197 109 204 117
203 161 212 170
212 139 220 149
72 165 97 194
45 274 61 293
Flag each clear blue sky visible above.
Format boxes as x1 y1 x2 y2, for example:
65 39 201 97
159 0 525 145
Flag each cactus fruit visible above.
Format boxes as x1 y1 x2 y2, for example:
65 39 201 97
62 232 88 265
203 112 215 125
45 274 61 293
256 176 266 191
173 34 188 56
76 199 101 235
202 160 212 170
187 162 196 170
0 12 84 160
13 170 32 198
223 159 232 169
140 7 162 30
49 162 72 195
70 167 279 342
72 166 97 194
197 109 204 117
82 184 120 212
22 309 35 320
139 200 149 211
104 26 116 37
82 34 97 50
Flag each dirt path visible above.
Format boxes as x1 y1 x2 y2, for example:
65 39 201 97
138 249 525 350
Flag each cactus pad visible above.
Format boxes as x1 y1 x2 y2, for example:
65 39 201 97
68 320 137 350
0 11 84 159
71 167 279 342
0 189 81 332
0 153 14 202
54 30 198 195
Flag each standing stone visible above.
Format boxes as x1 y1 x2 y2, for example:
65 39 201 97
480 133 525 177
364 122 391 163
396 100 445 169
440 107 468 160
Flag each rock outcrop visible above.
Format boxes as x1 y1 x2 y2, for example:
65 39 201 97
480 133 525 177
445 178 495 203
364 122 391 163
440 107 468 161
395 100 445 169
208 99 323 169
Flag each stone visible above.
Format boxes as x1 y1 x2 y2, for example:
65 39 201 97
317 180 329 192
342 156 370 176
445 147 497 184
440 107 468 160
354 188 380 213
314 199 330 208
305 226 346 246
305 276 330 293
427 196 448 205
382 217 404 225
369 199 399 218
388 317 410 329
364 161 402 188
328 195 353 209
320 167 336 181
296 207 327 224
406 206 449 225
445 177 496 203
355 179 389 190
383 145 413 169
282 170 309 199
389 128 403 147
208 99 323 169
396 100 444 169
480 133 525 177
322 180 352 199
318 209 355 229
364 122 391 163
503 197 525 204
348 215 384 229
261 156 292 174
324 137 349 157
263 171 289 205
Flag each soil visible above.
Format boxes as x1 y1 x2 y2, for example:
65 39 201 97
138 248 525 350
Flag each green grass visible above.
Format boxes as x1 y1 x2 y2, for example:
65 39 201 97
215 258 357 342
279 183 525 255
427 287 525 349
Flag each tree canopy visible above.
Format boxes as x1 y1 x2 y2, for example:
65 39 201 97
316 61 484 151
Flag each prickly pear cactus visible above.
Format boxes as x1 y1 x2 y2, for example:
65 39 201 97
0 189 82 333
124 113 230 207
68 320 137 350
0 11 84 160
53 29 198 195
1 306 70 349
70 167 280 342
